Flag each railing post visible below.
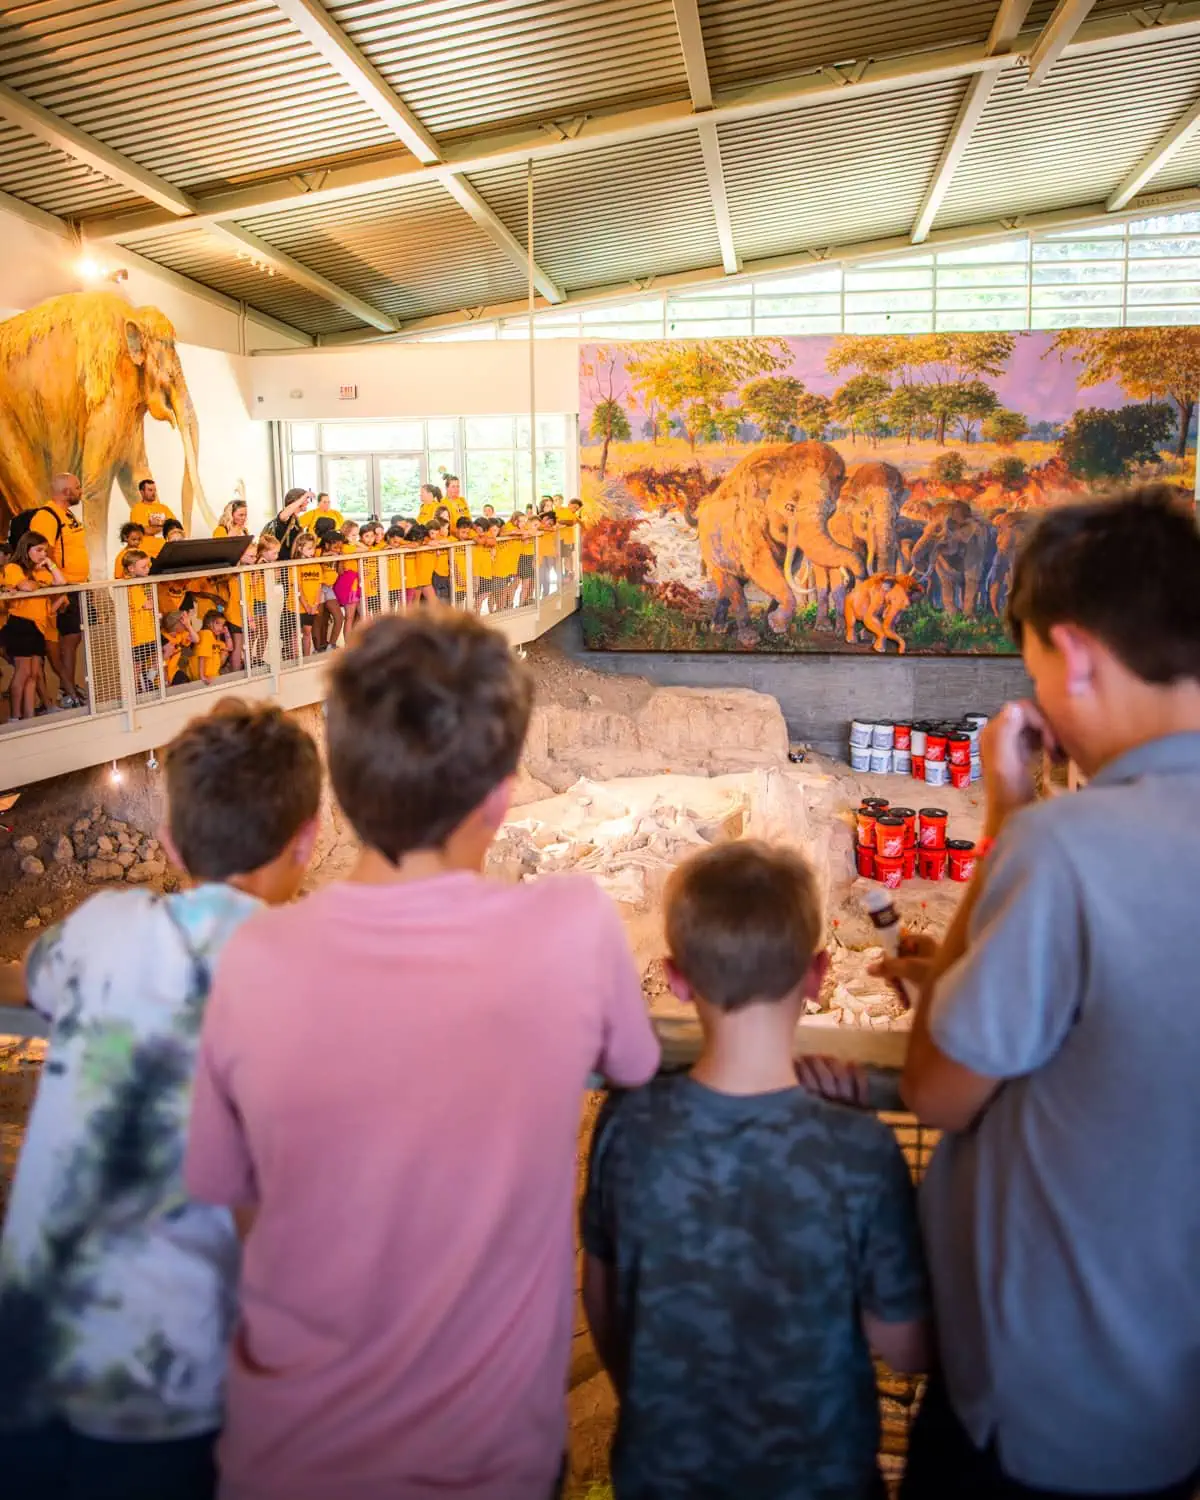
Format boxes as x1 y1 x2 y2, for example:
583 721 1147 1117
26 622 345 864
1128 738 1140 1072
399 553 408 613
79 585 98 719
112 581 138 731
465 543 475 613
265 566 284 688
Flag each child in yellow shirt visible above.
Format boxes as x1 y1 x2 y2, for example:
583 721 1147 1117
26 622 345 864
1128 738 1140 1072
358 520 385 623
287 532 323 658
160 608 199 687
1 531 66 720
120 549 160 694
189 609 232 682
428 517 452 603
216 541 257 674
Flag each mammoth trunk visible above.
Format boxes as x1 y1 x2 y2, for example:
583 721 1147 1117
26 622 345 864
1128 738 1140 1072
171 390 212 531
789 517 865 589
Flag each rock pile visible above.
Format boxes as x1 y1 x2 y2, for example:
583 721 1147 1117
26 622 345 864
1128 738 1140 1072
16 807 169 888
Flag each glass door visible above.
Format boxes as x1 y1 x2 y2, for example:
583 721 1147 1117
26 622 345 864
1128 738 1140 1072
323 456 371 521
375 454 424 520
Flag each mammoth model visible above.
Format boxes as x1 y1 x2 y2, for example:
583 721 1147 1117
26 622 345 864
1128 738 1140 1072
909 500 994 619
697 442 864 640
0 290 214 564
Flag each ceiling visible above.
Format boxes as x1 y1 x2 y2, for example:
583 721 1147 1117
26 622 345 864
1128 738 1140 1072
1 0 1200 342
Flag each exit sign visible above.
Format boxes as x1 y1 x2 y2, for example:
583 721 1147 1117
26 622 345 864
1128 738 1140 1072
338 383 358 400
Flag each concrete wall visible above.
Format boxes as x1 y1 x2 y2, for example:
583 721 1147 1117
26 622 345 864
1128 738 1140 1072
546 617 1030 755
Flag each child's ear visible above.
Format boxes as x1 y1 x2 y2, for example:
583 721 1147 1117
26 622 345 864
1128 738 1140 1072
802 949 831 1001
664 957 694 1007
291 816 320 869
158 824 185 876
477 777 513 834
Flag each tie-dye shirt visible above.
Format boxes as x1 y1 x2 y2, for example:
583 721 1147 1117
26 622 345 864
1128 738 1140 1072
0 883 260 1441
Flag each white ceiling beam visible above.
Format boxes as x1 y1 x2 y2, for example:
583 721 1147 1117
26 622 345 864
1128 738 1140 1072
439 172 564 302
82 0 1200 250
1026 0 1099 86
0 81 196 217
1108 92 1200 208
911 72 1001 242
207 223 397 332
987 0 1037 54
672 0 738 274
672 0 714 109
303 181 1200 347
697 122 739 273
271 0 442 165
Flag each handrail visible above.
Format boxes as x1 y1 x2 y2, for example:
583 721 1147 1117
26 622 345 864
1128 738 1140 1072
0 527 582 790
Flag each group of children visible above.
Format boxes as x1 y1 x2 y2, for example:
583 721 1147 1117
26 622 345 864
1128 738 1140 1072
96 487 584 691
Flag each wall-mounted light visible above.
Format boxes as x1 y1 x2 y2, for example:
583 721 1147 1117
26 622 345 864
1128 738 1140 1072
76 257 129 286
109 759 122 785
146 750 159 772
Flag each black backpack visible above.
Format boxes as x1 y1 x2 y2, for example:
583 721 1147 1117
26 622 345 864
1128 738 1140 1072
8 505 62 552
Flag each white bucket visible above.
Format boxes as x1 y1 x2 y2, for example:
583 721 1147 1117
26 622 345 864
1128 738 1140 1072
849 743 871 772
924 759 949 788
911 726 927 756
869 747 893 774
966 713 989 729
871 723 894 750
849 720 875 748
970 757 983 783
893 749 912 776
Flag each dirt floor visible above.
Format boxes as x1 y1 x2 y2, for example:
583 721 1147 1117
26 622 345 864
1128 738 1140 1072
0 641 973 1496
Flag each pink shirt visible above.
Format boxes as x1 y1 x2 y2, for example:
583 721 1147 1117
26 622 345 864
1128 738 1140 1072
186 872 659 1500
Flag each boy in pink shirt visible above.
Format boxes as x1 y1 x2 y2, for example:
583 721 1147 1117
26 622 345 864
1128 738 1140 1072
186 611 660 1500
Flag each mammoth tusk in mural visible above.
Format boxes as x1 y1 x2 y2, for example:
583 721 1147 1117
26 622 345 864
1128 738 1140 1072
0 290 215 566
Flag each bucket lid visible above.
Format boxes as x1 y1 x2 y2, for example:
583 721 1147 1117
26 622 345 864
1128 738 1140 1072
919 807 948 818
862 797 890 808
890 806 915 818
946 839 976 851
876 815 905 827
856 803 879 815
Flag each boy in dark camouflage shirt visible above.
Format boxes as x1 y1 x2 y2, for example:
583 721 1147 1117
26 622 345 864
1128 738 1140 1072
583 840 929 1500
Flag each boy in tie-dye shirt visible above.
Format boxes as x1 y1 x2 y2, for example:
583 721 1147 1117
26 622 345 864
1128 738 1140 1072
0 700 321 1500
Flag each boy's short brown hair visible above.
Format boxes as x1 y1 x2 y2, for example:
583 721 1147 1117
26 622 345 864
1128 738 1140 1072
666 840 823 1012
326 612 533 861
1008 484 1200 683
165 698 321 880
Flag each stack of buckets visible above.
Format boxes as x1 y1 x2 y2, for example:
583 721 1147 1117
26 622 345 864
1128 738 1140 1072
854 799 979 889
849 714 987 789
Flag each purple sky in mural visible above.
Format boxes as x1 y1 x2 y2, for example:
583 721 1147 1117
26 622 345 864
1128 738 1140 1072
579 331 1130 428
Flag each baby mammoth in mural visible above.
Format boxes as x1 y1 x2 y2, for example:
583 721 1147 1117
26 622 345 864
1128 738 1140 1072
909 500 994 618
845 571 923 654
697 441 864 641
0 290 213 564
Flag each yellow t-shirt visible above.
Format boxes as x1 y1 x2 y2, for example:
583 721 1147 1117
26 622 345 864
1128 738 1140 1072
30 504 89 583
473 539 494 581
405 549 433 589
141 534 165 559
156 577 188 615
127 582 157 647
494 533 521 578
301 507 344 533
188 627 224 681
214 524 249 540
293 563 323 613
537 529 557 560
2 563 49 627
430 544 449 577
219 574 246 630
130 500 178 533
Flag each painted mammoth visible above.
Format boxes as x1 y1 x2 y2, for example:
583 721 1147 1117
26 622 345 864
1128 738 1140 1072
0 290 213 566
845 571 923 654
910 500 995 619
697 442 863 640
987 508 1041 617
809 460 908 627
897 494 935 568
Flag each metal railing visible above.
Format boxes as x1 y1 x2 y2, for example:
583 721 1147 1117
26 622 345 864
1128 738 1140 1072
0 526 580 752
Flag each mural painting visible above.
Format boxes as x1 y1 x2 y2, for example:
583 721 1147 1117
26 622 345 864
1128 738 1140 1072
579 329 1200 654
0 290 215 563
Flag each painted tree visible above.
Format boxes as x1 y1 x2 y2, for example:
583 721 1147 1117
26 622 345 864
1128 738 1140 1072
1051 327 1200 459
832 374 892 447
953 379 1000 443
581 345 632 477
983 408 1028 447
888 383 935 443
625 337 789 452
795 392 832 439
828 331 1016 443
589 398 632 477
742 375 807 440
1059 403 1176 480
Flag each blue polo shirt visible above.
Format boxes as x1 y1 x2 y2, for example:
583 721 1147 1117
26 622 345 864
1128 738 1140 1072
921 732 1200 1492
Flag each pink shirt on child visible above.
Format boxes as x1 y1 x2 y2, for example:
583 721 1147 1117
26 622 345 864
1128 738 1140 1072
185 871 659 1500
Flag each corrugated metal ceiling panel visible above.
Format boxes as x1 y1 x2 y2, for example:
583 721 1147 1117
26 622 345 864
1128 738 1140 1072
466 133 721 292
1026 0 1136 23
0 0 397 196
238 183 530 321
720 77 967 260
1143 129 1200 197
938 34 1200 228
121 227 366 334
0 119 143 217
698 0 998 91
325 0 689 139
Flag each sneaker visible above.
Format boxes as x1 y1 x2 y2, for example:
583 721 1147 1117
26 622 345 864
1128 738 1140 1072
58 694 77 709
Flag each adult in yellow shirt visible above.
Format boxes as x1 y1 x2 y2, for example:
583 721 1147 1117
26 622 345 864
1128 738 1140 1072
30 473 88 708
217 540 257 673
300 492 344 534
129 479 179 538
443 476 471 524
416 484 445 526
214 500 250 538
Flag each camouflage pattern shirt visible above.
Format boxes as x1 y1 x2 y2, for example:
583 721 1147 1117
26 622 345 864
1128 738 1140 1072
583 1075 928 1500
0 884 260 1441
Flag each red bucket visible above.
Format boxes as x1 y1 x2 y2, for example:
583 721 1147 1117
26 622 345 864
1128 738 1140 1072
918 846 948 881
891 807 916 847
855 806 878 847
950 762 971 790
925 732 947 764
874 817 906 859
893 723 912 751
875 853 904 890
918 808 948 849
911 755 925 781
855 844 876 879
949 735 971 768
947 839 977 882
901 847 916 880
